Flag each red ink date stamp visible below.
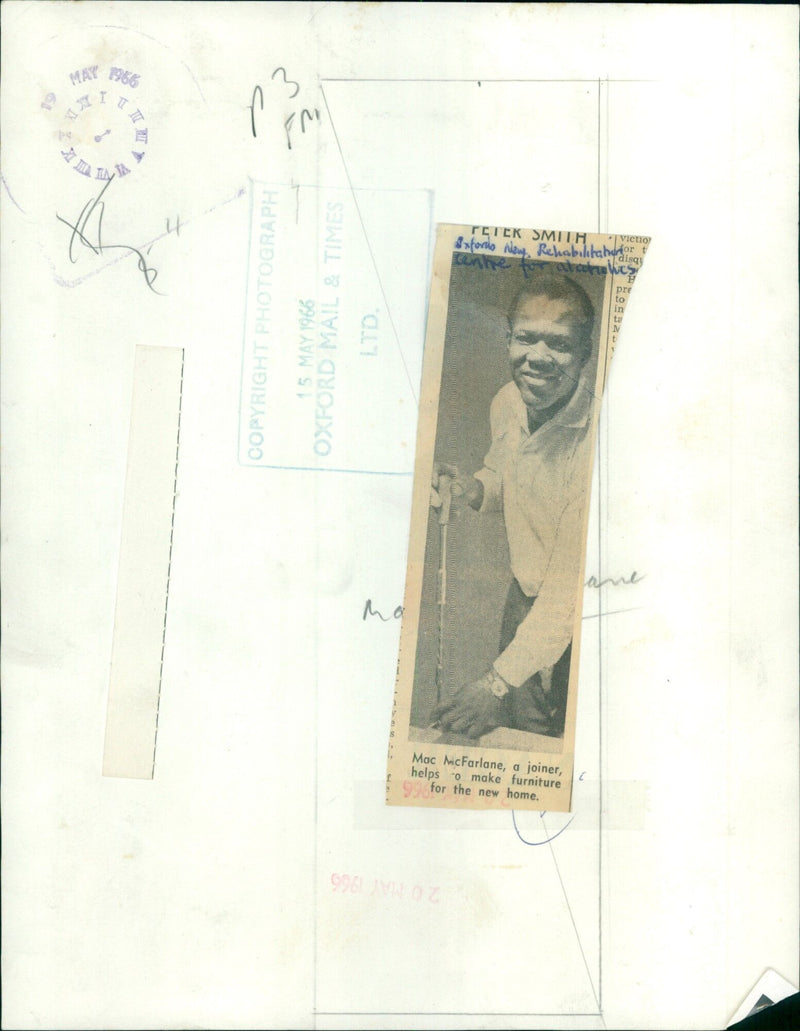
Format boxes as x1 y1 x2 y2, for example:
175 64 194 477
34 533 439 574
330 873 440 904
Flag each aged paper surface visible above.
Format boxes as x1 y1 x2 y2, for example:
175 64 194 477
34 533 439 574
2 3 797 1029
387 224 648 812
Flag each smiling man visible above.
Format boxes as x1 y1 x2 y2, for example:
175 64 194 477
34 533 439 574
433 272 597 740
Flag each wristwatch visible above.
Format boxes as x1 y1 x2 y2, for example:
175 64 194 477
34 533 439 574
486 667 511 699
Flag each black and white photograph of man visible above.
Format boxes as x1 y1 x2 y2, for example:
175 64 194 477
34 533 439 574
410 261 604 749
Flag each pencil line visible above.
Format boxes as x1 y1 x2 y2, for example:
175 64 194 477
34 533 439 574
544 815 601 1012
314 1012 604 1017
597 79 602 234
150 348 185 778
605 78 610 237
320 77 654 84
582 606 640 622
237 181 256 463
319 85 418 405
237 462 413 476
313 486 320 1024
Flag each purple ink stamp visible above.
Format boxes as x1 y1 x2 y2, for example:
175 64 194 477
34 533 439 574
42 61 149 182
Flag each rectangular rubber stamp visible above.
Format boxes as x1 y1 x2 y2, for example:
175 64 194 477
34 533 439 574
238 182 431 475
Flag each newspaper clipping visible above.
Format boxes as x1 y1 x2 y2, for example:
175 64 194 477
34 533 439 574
387 223 649 812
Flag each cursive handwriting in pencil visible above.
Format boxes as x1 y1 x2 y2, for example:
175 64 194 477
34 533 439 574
56 176 161 293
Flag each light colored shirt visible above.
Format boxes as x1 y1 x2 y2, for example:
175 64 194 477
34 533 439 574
474 371 596 687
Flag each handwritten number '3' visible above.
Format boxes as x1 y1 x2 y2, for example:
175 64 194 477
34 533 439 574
250 69 319 147
272 66 300 99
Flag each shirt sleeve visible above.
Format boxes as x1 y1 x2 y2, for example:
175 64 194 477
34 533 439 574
473 466 502 512
472 389 507 514
492 492 585 687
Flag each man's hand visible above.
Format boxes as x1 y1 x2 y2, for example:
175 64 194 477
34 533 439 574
434 671 507 739
431 461 484 511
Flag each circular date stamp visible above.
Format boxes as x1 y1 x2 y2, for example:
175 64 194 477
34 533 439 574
42 62 150 182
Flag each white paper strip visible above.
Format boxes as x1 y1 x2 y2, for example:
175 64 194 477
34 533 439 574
102 345 184 779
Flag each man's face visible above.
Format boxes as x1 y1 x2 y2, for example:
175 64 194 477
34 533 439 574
508 293 589 413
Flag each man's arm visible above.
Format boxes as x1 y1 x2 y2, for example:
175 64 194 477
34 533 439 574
492 494 585 688
435 491 586 736
470 388 509 513
472 467 498 511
